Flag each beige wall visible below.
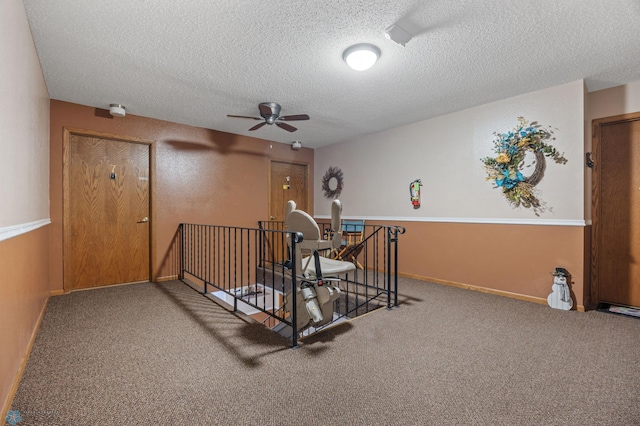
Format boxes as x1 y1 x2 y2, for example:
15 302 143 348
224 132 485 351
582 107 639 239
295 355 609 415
315 81 588 306
0 0 50 229
0 0 51 417
49 100 314 290
588 79 640 121
316 81 585 221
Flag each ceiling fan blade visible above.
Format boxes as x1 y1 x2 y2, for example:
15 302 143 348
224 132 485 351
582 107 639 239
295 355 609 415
249 122 267 131
278 114 310 121
276 122 298 132
227 114 262 120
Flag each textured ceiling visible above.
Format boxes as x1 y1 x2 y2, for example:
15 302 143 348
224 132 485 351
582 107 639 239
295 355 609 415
24 0 640 149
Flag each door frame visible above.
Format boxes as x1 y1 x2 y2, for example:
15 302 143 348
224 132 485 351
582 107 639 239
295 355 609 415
62 127 156 292
591 111 640 307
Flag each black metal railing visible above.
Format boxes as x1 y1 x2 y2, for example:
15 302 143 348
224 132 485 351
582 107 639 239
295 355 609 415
259 220 405 318
176 221 405 347
179 223 304 347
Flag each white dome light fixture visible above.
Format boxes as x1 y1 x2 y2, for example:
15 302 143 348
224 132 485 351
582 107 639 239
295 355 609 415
343 44 381 71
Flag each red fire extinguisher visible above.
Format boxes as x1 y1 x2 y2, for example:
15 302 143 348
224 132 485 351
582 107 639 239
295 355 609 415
410 179 422 208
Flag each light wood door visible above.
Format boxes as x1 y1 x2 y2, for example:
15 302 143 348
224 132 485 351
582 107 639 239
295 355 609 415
594 115 640 307
268 161 308 262
66 134 150 290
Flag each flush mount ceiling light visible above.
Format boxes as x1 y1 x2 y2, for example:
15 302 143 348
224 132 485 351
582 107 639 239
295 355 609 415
384 23 412 47
342 44 381 71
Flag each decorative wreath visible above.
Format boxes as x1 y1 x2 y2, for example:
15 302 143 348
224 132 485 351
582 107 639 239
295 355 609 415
481 117 567 215
321 166 344 199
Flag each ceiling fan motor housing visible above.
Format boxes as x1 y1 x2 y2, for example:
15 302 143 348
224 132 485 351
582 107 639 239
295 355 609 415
260 102 281 124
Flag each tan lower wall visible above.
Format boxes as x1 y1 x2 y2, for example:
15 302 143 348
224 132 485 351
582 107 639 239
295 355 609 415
368 220 587 309
0 226 50 417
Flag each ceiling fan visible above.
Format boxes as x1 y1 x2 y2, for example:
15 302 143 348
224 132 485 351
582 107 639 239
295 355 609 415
227 102 310 132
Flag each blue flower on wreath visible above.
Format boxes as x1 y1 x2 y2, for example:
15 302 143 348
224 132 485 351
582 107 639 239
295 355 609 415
6 410 22 425
501 131 514 141
495 170 524 190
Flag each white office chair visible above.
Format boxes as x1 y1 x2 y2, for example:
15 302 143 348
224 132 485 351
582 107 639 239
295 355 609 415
284 200 355 332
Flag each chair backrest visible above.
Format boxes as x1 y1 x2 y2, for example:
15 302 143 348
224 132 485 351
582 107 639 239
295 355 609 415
341 220 365 245
285 203 339 258
285 209 321 244
284 208 323 274
285 200 296 222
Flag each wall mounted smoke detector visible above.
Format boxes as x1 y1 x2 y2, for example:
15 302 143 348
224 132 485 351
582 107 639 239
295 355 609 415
384 23 412 47
109 104 126 117
291 141 302 150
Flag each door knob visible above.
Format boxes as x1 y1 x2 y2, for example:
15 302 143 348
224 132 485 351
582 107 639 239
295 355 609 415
137 217 149 223
270 216 276 220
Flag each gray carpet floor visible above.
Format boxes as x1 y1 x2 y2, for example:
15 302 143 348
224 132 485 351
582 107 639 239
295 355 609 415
10 277 640 425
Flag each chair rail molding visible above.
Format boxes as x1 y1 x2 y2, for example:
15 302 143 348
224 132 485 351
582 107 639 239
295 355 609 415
0 219 51 242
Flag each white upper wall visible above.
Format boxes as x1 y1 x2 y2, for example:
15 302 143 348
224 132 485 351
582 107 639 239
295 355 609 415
315 80 586 223
0 0 50 231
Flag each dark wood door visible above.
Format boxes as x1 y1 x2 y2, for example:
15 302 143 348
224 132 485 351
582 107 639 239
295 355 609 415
596 116 640 307
268 161 308 263
66 134 150 290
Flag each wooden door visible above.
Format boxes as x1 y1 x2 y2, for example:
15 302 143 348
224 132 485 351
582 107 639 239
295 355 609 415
270 160 308 221
65 133 150 290
268 161 308 263
593 113 640 307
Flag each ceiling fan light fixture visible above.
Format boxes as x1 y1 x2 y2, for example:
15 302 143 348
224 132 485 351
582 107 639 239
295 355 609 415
343 44 380 71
